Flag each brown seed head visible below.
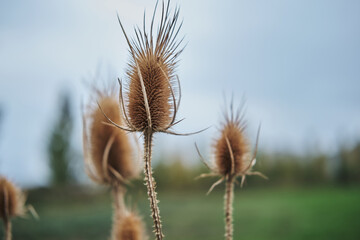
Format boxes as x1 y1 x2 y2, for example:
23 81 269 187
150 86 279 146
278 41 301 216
0 177 25 220
120 1 183 132
214 113 250 176
127 54 173 131
84 91 138 186
113 212 146 240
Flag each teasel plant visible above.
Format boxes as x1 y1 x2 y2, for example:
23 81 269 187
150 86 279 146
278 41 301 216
98 1 205 239
0 176 38 240
112 209 147 240
82 88 144 239
196 101 267 240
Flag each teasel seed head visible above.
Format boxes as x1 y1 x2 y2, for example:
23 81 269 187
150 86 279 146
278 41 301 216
214 113 250 176
0 177 25 221
114 2 203 239
127 55 173 131
83 90 140 187
196 101 267 194
113 211 146 240
116 0 186 134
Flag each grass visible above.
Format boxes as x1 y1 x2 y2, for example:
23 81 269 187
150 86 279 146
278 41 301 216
3 187 360 240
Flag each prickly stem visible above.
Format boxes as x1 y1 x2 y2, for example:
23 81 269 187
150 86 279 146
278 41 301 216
224 175 234 240
144 130 164 240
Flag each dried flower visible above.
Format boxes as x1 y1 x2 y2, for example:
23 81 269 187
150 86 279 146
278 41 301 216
214 118 250 176
197 103 266 193
114 0 184 135
83 90 139 187
196 101 267 240
110 1 188 239
113 211 146 240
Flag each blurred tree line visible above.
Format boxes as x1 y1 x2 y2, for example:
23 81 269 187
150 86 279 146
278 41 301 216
47 92 75 186
46 94 360 190
336 144 360 184
148 145 360 191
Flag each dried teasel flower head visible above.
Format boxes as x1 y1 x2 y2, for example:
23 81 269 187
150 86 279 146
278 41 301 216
196 101 267 194
113 211 147 240
0 177 25 221
113 2 205 239
114 0 185 134
83 89 140 187
214 106 250 176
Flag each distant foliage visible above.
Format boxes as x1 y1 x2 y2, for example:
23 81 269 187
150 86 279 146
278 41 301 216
47 93 74 186
335 143 360 185
250 153 329 187
149 142 360 191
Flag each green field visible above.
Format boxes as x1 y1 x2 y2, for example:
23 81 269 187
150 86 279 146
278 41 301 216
4 187 360 240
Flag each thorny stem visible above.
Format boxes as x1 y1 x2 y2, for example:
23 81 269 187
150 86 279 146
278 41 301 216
224 175 234 240
4 219 12 240
144 130 164 240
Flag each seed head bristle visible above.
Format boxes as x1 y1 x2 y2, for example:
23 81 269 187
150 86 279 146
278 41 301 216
113 212 146 240
0 177 25 220
120 1 183 132
214 111 250 176
84 90 138 186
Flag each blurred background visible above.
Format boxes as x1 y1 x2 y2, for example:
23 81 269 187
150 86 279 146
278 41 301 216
0 0 359 239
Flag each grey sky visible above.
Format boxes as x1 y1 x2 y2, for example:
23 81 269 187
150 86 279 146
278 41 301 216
0 0 359 187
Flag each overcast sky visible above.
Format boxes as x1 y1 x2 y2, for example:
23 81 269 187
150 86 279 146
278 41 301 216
0 0 359 187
